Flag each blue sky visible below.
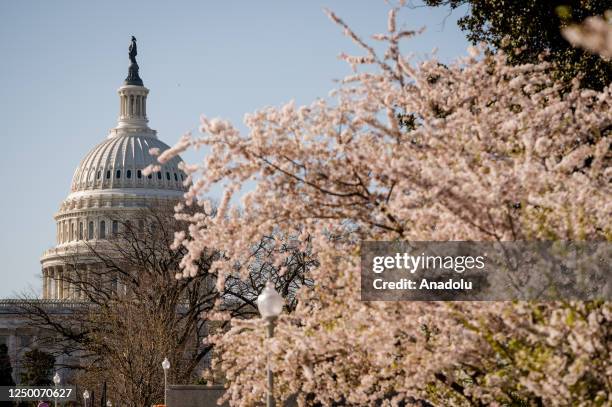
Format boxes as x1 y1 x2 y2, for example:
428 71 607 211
0 1 470 297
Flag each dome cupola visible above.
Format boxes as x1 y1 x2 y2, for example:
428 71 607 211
68 36 187 197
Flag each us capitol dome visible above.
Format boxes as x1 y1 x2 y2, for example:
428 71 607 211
40 37 188 299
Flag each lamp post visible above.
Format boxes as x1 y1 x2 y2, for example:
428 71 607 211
257 281 284 407
162 357 170 406
52 372 60 407
83 390 89 407
106 401 112 407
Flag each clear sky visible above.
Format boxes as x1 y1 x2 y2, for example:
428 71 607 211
0 1 470 298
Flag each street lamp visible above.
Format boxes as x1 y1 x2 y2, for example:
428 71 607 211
52 372 60 407
83 390 90 407
257 281 284 407
106 401 112 407
162 357 170 406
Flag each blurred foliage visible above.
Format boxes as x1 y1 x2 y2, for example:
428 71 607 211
423 0 612 89
20 349 55 386
0 344 15 407
0 344 14 387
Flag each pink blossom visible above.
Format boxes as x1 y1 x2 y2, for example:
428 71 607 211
163 4 612 406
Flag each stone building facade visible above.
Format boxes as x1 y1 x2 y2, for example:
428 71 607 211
0 300 84 383
0 38 188 383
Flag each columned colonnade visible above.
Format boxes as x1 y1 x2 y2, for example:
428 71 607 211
118 87 148 121
42 265 128 300
42 266 87 300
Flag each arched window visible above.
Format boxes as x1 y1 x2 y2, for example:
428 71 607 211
137 170 142 179
116 170 121 179
99 220 106 239
147 173 152 179
166 172 170 180
106 170 111 179
70 223 74 240
88 221 94 239
127 170 132 179
112 220 119 235
97 171 101 180
174 173 178 181
157 171 162 180
79 222 83 240
180 174 184 181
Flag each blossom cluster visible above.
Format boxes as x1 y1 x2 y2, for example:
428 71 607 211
163 6 611 406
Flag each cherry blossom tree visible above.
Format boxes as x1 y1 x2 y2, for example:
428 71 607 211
160 5 611 406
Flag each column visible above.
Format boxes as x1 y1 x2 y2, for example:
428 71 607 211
45 269 51 299
64 268 70 300
66 270 73 300
69 268 77 299
69 267 77 300
59 267 68 300
81 266 89 300
53 266 62 300
52 268 57 299
54 267 60 299
42 269 47 299
48 268 54 299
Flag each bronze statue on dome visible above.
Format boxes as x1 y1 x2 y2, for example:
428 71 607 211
129 36 138 64
125 36 143 86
